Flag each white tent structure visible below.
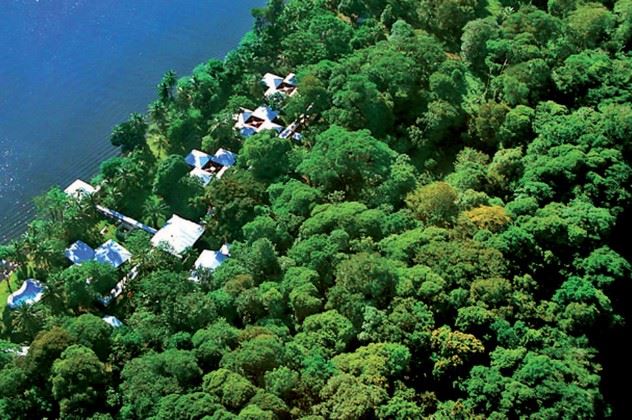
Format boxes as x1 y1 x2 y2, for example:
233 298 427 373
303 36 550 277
65 240 95 265
94 240 132 269
64 179 96 199
185 149 211 168
151 215 205 256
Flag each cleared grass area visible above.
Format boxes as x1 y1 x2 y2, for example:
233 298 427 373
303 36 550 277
0 272 20 313
147 129 169 162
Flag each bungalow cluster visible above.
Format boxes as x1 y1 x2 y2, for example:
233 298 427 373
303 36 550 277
6 71 306 323
234 72 304 141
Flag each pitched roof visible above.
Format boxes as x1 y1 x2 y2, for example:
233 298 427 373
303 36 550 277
185 149 211 168
64 179 96 198
151 215 205 256
190 244 231 282
189 167 214 186
94 240 132 269
252 106 279 122
194 249 228 271
65 240 95 265
262 73 283 90
262 73 298 97
210 148 237 167
259 120 284 132
102 315 123 328
284 73 298 86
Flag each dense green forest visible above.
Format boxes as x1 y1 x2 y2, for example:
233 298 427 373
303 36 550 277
1 0 631 418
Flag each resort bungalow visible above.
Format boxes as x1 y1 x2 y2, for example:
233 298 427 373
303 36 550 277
151 214 205 256
262 72 298 98
185 149 211 169
234 106 284 137
65 240 95 265
189 167 214 187
64 179 96 199
94 240 133 269
189 244 231 282
102 315 124 328
187 148 238 186
65 239 132 269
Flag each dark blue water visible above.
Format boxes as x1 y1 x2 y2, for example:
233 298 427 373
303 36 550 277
0 0 261 241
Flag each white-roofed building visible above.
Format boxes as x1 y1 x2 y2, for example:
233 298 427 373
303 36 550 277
189 167 214 186
94 240 132 269
210 148 238 167
64 179 96 199
262 72 298 97
151 215 205 256
234 106 284 137
65 240 95 265
252 106 279 122
190 244 231 282
185 149 212 168
102 315 124 328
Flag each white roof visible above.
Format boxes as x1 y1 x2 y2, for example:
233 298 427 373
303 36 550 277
284 73 298 86
238 126 257 137
5 346 30 357
259 120 284 132
194 249 228 271
252 106 279 122
234 106 281 137
211 148 237 167
220 243 231 255
65 240 95 265
189 167 214 186
94 240 132 269
263 73 298 97
102 315 123 328
190 244 230 282
151 214 205 256
262 73 283 89
185 149 211 168
64 179 96 198
239 108 253 123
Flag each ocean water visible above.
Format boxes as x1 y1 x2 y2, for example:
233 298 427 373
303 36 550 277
0 0 262 242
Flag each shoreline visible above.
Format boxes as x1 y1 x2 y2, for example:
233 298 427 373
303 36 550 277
0 1 260 243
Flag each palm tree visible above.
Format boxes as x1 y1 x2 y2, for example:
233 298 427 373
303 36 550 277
149 100 169 133
11 304 42 340
158 70 177 103
142 195 169 229
0 244 17 292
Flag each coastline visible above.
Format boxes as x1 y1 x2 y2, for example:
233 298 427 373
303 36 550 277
0 1 261 244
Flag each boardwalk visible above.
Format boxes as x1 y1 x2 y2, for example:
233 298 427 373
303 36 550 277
96 205 157 235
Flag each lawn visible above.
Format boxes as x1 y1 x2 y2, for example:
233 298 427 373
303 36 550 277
0 272 20 312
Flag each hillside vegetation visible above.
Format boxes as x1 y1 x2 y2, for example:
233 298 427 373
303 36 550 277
1 0 631 418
